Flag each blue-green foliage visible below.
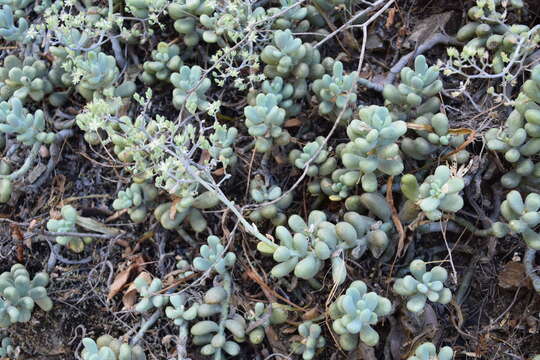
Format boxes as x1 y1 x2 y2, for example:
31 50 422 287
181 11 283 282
0 264 53 328
0 5 27 42
0 97 56 145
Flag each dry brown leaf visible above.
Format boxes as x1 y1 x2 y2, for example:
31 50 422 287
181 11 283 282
385 7 396 29
170 197 180 219
108 266 134 300
302 307 320 321
108 256 145 300
284 118 302 127
498 261 531 289
122 271 152 309
213 167 225 176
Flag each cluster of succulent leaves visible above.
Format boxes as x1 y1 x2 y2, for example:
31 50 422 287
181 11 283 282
46 205 94 253
393 259 452 313
0 336 14 357
112 182 158 223
187 236 242 358
486 65 540 188
244 93 290 153
289 136 338 196
329 280 392 349
261 29 325 89
407 342 454 360
290 321 325 360
244 302 288 345
81 335 146 360
0 5 28 42
133 275 167 313
0 264 52 328
454 0 532 74
248 175 293 226
492 190 540 249
153 190 220 233
0 55 52 103
312 60 358 121
257 205 393 285
339 105 407 193
0 97 56 145
401 165 465 222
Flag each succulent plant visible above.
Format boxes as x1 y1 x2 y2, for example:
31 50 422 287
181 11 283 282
141 42 183 85
486 110 540 188
456 0 529 74
401 165 465 221
0 97 56 146
329 280 392 349
267 0 312 33
290 321 325 360
80 335 146 360
393 259 452 313
0 55 53 102
0 264 53 328
407 342 454 360
340 105 407 192
0 5 27 42
487 65 540 188
492 191 540 250
190 235 242 359
248 175 293 226
191 291 245 359
316 165 360 200
74 51 135 101
133 274 168 313
208 123 238 169
0 0 33 18
168 0 215 47
193 235 236 275
256 209 388 284
46 205 93 253
312 61 358 122
0 161 11 203
261 30 324 83
248 76 303 117
244 93 291 153
112 182 158 223
289 136 337 195
197 1 265 46
244 302 288 344
338 195 394 260
382 55 442 121
256 210 334 280
154 191 219 233
165 293 199 327
125 0 167 18
171 65 211 113
0 336 13 357
402 112 470 163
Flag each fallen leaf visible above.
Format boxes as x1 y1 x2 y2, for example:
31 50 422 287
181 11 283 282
302 308 320 321
385 7 396 29
76 216 123 235
213 167 225 176
170 197 180 219
108 256 146 300
108 266 135 300
284 118 302 127
498 261 531 289
122 271 152 309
